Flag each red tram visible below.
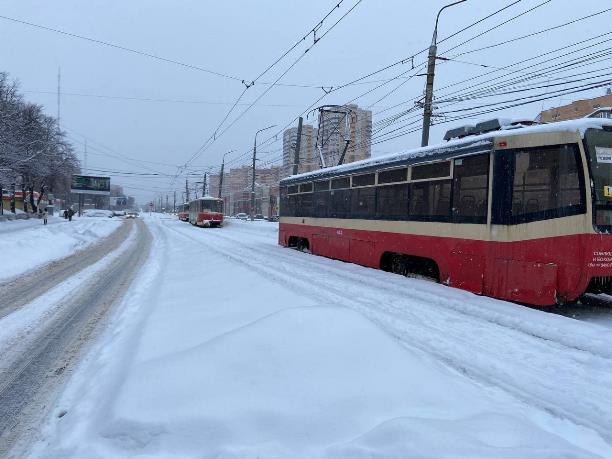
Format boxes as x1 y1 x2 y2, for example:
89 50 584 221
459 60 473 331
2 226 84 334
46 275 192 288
189 197 224 227
279 118 612 306
177 203 189 222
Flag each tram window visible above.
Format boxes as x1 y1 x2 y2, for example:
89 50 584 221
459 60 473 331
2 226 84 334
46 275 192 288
288 185 298 194
288 194 298 216
331 177 350 190
351 187 376 218
330 189 351 218
453 154 489 223
352 173 375 187
299 182 313 193
298 192 313 217
410 180 452 220
376 184 409 219
313 191 329 218
314 180 329 192
411 161 451 181
511 144 584 222
378 168 407 184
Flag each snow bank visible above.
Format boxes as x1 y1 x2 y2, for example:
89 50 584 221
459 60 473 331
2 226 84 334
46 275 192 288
0 216 121 282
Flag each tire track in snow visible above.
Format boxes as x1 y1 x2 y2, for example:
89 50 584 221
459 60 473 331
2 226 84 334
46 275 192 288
0 220 152 457
165 220 612 447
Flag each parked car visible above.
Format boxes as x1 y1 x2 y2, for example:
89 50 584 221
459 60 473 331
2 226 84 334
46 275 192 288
235 213 248 220
83 209 114 218
254 214 265 220
266 215 279 222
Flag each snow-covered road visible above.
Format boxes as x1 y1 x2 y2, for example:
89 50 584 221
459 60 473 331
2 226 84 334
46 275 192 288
30 215 612 458
0 219 151 457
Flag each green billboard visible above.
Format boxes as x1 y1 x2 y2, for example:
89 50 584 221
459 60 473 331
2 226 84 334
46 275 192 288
71 175 111 195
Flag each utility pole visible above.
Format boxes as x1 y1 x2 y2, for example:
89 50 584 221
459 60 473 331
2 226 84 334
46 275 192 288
57 66 61 130
251 125 276 221
0 183 3 215
165 195 169 213
219 150 233 199
421 0 467 147
173 191 176 213
292 117 303 175
202 173 207 197
185 178 190 202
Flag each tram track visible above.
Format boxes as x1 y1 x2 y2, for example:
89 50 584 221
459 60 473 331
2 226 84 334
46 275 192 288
179 221 612 359
164 219 612 446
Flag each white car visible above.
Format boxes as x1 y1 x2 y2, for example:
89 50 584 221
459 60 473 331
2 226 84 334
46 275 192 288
235 213 248 220
83 209 114 218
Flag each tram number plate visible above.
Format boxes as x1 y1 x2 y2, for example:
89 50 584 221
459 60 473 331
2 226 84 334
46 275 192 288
596 146 612 164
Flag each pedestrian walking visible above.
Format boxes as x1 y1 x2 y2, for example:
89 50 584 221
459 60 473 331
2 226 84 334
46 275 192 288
42 208 48 225
68 208 74 222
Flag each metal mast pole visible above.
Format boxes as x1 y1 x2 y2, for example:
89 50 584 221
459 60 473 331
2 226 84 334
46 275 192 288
219 150 233 199
251 125 276 221
292 117 303 175
421 0 467 147
57 66 61 130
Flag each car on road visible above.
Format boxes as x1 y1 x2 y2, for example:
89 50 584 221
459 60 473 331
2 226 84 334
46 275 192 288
125 211 139 219
83 209 114 218
235 213 248 220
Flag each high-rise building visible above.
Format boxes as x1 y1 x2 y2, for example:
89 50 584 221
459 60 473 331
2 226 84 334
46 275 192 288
282 124 318 178
210 165 281 216
318 103 372 167
537 92 612 122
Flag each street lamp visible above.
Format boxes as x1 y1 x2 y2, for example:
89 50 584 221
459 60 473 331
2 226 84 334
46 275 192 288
421 0 467 147
218 150 234 199
251 125 276 221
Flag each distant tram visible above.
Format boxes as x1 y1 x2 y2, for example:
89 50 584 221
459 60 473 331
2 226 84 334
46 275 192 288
279 118 612 307
177 203 189 222
189 197 224 227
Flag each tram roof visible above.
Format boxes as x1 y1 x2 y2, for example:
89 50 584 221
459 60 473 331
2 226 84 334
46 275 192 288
282 118 612 185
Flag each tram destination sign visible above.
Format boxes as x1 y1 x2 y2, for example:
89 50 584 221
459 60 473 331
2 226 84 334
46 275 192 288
70 175 111 195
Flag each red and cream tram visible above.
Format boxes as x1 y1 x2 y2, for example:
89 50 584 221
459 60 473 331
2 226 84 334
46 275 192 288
177 203 189 222
279 118 612 306
189 197 224 227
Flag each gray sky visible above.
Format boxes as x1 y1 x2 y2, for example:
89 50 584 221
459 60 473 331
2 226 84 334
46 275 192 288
2 0 610 203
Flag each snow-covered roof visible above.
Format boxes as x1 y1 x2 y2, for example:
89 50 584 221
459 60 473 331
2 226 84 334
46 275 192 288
282 118 612 185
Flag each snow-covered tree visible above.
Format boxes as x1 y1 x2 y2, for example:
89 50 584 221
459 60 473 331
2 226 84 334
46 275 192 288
0 72 80 211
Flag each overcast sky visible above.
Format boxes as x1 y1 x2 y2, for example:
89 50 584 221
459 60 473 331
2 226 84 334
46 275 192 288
2 0 610 203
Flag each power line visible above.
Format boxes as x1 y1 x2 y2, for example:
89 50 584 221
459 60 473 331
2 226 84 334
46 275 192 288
447 6 612 60
0 14 243 82
183 0 364 169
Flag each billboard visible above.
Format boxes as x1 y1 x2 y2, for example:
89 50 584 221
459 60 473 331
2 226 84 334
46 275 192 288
71 175 111 195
